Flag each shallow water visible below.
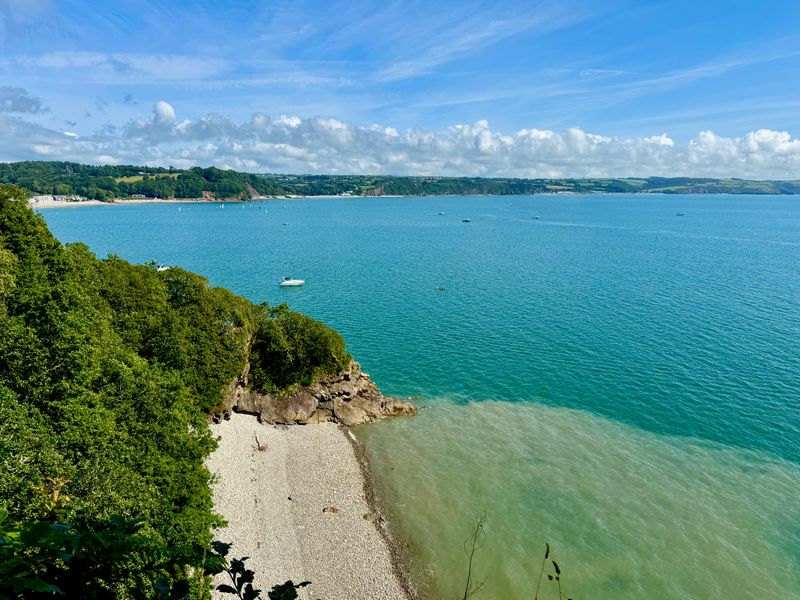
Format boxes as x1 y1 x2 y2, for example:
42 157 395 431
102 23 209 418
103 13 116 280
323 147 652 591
42 194 800 598
358 401 800 599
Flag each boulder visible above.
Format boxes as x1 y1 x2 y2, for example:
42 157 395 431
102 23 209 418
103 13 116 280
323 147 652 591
213 360 417 426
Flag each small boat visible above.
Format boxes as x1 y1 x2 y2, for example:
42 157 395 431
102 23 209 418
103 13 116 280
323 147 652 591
675 212 685 216
462 218 471 223
279 277 305 287
438 211 446 215
532 215 541 220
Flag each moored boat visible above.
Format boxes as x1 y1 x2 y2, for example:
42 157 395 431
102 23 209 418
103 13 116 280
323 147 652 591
279 276 305 287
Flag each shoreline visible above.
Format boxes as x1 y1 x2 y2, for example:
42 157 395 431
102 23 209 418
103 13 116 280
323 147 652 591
29 194 411 209
207 413 414 600
345 427 420 600
28 189 747 210
30 197 220 209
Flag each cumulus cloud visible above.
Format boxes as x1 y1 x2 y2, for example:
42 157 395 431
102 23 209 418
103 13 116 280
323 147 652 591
0 86 46 113
2 102 800 179
153 100 176 122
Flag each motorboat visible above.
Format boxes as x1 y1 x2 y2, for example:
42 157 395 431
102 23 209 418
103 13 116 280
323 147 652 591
462 218 471 223
438 211 446 215
280 277 305 287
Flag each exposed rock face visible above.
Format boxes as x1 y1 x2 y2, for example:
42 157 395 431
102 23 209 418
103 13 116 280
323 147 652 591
213 360 417 426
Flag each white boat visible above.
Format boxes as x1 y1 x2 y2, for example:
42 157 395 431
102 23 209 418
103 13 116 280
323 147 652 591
156 264 169 272
279 277 305 287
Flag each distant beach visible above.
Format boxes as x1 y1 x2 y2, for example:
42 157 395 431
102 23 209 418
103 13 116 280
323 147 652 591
207 413 412 600
29 196 221 209
29 194 430 209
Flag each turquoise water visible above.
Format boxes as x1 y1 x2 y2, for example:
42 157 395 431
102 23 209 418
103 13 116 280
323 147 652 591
41 195 800 598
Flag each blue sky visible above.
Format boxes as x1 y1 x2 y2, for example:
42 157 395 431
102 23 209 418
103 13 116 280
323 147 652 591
1 0 800 177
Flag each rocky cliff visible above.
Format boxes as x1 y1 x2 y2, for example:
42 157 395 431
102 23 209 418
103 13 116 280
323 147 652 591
213 360 417 426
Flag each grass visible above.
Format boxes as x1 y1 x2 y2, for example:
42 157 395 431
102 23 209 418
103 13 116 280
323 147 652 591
114 173 180 183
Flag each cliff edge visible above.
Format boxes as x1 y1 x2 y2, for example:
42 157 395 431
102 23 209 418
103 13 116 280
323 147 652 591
213 360 417 426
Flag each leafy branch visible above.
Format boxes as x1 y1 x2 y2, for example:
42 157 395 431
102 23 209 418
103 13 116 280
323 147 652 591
211 540 311 600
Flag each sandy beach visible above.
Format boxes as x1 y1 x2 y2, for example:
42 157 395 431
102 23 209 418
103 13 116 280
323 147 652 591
207 413 411 600
29 197 213 209
28 194 409 209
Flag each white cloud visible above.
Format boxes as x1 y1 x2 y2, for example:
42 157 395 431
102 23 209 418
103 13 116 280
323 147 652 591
277 115 301 128
2 103 800 179
154 100 176 123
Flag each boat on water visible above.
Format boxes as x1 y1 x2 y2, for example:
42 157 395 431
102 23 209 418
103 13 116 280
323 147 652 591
532 215 541 219
438 211 446 215
279 277 305 287
676 212 685 216
462 218 471 223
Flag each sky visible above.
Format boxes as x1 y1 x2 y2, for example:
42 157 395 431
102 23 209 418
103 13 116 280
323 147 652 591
1 0 800 178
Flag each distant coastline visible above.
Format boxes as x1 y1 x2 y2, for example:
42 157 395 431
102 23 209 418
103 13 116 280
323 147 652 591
27 187 800 210
28 195 408 208
7 160 800 205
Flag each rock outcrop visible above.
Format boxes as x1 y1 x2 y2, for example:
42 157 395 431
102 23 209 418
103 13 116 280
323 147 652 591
213 360 417 426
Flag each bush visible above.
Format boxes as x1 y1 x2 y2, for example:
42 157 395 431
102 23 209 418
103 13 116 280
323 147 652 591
249 304 351 392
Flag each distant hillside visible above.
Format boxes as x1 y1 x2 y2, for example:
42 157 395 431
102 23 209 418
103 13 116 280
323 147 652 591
0 162 285 201
2 161 800 199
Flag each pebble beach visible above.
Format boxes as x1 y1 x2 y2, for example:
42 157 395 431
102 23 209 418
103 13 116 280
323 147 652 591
207 413 411 600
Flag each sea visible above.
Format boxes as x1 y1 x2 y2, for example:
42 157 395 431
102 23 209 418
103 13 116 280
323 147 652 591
40 194 800 599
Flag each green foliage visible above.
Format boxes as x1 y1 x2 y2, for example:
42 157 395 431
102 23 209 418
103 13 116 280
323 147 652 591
0 184 348 596
249 304 351 393
261 173 800 196
0 244 16 304
3 161 800 200
0 509 211 599
0 162 286 200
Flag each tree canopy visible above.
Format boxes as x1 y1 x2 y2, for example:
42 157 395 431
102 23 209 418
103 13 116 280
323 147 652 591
0 184 350 597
